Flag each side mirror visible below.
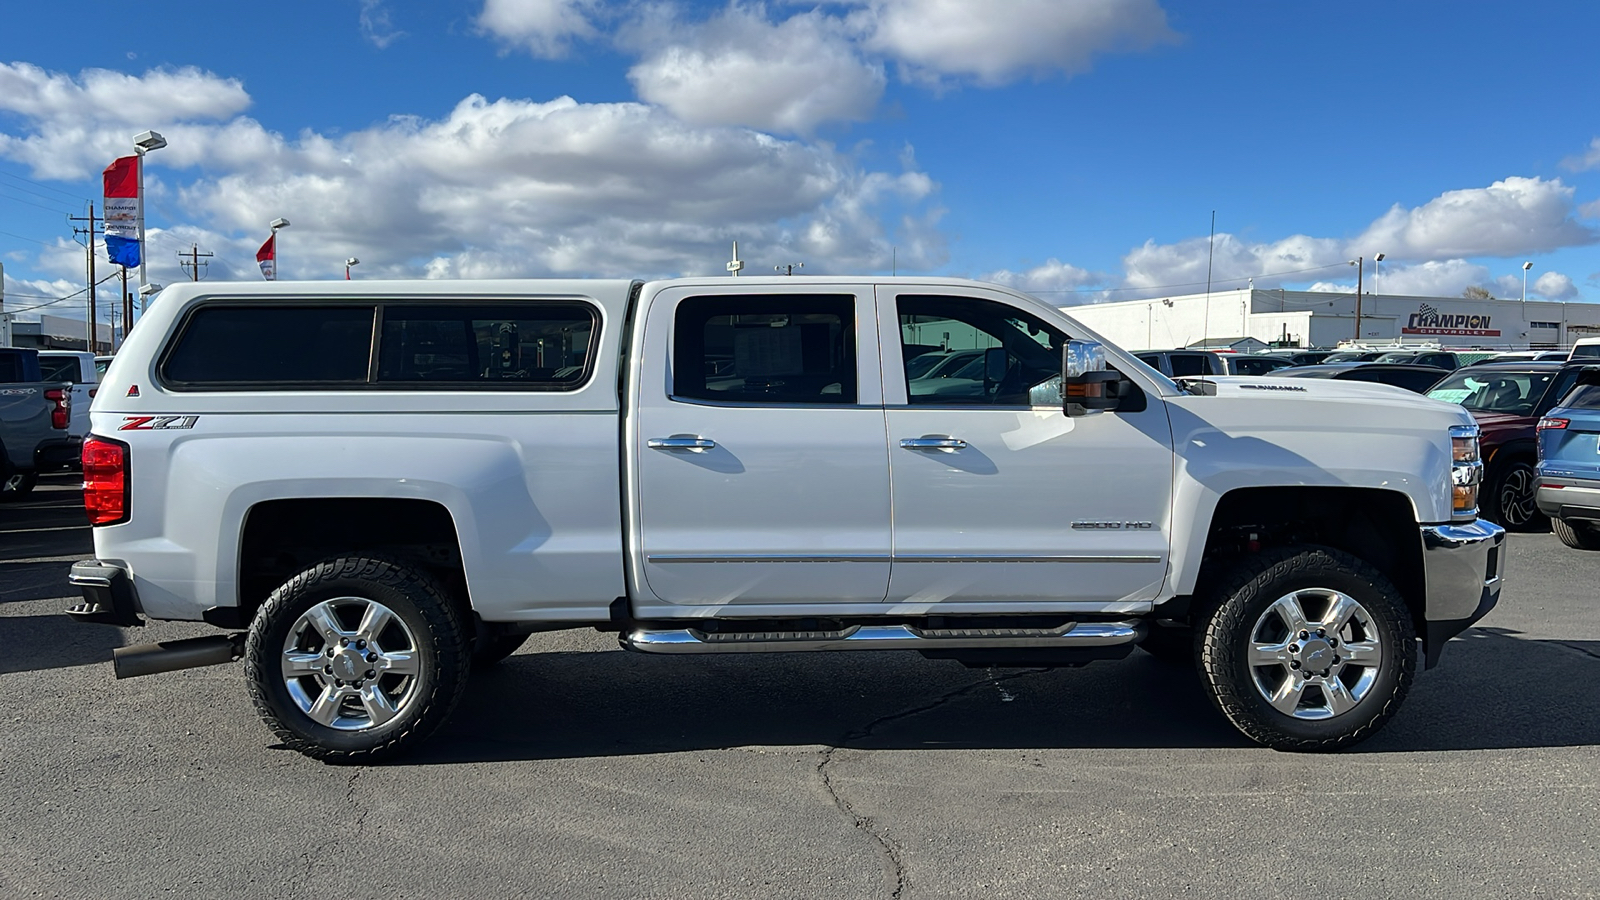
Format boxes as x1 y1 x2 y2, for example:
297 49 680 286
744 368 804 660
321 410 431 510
983 346 1008 383
1062 340 1120 417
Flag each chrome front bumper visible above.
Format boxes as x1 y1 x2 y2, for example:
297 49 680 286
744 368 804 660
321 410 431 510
1419 520 1506 668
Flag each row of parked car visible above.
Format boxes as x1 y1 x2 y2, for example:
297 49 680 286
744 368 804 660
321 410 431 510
1123 345 1600 547
0 348 106 498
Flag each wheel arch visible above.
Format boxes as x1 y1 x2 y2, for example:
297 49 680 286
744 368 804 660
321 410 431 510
234 497 470 630
1174 486 1426 645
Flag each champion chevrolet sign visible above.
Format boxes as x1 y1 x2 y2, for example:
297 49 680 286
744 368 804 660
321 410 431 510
1401 303 1500 337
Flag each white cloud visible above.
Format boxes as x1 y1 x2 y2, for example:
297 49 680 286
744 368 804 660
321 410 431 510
1353 177 1595 260
982 258 1098 295
1561 137 1600 173
1534 271 1578 300
1122 232 1344 294
1318 259 1490 298
0 63 251 179
359 0 406 48
476 0 599 57
626 5 884 135
0 64 944 285
852 0 1178 86
1581 197 1600 220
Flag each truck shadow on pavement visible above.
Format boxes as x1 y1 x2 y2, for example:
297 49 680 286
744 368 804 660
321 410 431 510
410 627 1600 764
0 615 122 675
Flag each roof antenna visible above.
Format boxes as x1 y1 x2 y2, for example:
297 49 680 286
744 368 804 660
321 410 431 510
1203 211 1215 347
726 241 744 277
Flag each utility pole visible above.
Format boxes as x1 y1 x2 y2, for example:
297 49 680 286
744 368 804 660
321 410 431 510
774 263 804 276
178 244 213 281
120 267 131 347
70 204 101 353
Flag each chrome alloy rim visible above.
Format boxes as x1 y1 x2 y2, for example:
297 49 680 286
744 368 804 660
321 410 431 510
280 597 422 732
1247 589 1383 720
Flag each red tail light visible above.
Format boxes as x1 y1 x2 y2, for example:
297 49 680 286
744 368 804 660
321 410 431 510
1537 417 1569 431
82 436 130 526
44 388 70 430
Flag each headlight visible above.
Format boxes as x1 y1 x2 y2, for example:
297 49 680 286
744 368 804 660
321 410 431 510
1449 424 1481 521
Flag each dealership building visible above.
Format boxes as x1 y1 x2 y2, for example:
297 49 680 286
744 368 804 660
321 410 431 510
1062 287 1600 353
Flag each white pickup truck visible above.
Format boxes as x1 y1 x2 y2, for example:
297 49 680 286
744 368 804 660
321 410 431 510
68 277 1504 762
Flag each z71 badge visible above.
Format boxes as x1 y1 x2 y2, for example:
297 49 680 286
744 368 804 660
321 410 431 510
120 415 200 431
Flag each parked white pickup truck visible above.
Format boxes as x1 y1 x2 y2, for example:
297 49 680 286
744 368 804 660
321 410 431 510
68 277 1504 761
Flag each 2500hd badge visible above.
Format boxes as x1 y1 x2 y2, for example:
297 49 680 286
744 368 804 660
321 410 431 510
1071 520 1155 530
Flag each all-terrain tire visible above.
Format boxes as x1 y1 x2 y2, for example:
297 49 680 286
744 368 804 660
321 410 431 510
1553 517 1600 551
1196 545 1416 751
244 556 470 763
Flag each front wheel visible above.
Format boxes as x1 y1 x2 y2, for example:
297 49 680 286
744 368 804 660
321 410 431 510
244 557 470 763
1197 546 1415 751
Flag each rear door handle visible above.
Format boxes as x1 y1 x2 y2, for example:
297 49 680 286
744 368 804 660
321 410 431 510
899 436 968 451
647 436 717 452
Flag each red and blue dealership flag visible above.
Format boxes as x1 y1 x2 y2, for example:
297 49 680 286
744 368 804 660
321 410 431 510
102 156 141 267
256 234 276 280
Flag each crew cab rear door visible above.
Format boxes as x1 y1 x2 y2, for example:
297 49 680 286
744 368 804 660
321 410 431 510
879 285 1175 609
628 283 892 615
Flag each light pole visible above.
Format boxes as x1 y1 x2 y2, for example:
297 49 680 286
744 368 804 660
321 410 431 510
132 130 166 297
345 257 360 280
774 263 803 276
1373 252 1385 295
1348 257 1363 341
270 218 290 280
1522 261 1532 302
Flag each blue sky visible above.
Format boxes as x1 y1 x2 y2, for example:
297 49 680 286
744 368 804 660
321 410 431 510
2 0 1597 326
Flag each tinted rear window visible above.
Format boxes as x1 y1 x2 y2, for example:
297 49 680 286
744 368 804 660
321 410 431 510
377 304 596 387
38 357 83 382
1558 384 1600 410
161 301 599 390
163 306 375 385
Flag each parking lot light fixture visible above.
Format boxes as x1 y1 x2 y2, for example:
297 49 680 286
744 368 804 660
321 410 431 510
1523 261 1533 302
345 258 360 280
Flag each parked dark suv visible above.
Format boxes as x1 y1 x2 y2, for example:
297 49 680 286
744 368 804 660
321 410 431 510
1424 361 1590 530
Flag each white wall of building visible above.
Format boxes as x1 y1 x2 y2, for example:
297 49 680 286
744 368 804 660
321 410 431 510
1062 289 1600 352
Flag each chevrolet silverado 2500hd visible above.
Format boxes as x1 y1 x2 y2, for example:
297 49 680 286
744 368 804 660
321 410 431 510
67 277 1504 761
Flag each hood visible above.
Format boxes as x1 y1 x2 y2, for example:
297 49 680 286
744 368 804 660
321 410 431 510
1182 375 1462 411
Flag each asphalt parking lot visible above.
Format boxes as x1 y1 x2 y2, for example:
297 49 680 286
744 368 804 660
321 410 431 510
3 474 1598 900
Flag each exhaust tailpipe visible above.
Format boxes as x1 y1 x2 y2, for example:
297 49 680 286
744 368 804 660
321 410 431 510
112 634 245 680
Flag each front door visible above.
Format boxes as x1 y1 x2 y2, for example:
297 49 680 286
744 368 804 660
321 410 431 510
631 286 892 615
880 287 1175 611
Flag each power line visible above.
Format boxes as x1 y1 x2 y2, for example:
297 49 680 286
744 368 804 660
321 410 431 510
1027 261 1355 295
0 189 79 216
0 169 91 203
3 270 121 314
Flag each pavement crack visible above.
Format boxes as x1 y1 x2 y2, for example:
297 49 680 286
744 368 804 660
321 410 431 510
815 668 1051 899
345 769 369 841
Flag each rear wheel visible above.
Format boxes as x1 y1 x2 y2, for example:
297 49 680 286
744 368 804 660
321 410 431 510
1485 459 1546 532
1553 517 1600 550
244 557 470 763
1197 546 1415 751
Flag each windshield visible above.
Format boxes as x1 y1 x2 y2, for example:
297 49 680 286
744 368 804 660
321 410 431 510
1426 370 1554 416
37 356 80 382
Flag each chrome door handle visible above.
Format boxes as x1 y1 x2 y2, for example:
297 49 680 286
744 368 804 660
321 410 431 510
647 436 717 451
899 437 968 451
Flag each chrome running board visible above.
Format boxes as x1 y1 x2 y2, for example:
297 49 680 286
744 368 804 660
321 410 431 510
621 620 1145 655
